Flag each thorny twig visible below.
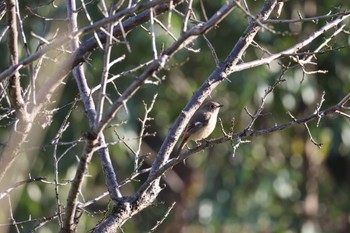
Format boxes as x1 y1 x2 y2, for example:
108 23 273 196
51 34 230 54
263 10 350 24
0 176 45 200
231 74 286 156
0 212 60 230
315 91 326 127
135 94 158 171
245 75 286 131
50 98 78 226
149 202 176 232
157 89 350 178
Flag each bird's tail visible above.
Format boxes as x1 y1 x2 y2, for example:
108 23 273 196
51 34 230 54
176 135 189 158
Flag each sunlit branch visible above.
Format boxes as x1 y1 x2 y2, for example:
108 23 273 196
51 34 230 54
0 0 180 82
231 13 350 73
263 10 350 24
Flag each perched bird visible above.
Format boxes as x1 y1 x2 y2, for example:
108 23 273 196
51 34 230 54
177 101 223 156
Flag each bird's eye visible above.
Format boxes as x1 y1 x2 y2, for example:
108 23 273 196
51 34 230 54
211 104 215 109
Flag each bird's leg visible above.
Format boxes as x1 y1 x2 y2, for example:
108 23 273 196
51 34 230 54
196 138 210 147
194 140 201 146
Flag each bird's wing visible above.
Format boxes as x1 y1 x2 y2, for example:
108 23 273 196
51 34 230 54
186 112 210 134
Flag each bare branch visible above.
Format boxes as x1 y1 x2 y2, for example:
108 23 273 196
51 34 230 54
304 122 322 148
149 202 176 232
263 10 350 24
61 137 98 233
134 94 158 171
181 0 194 33
149 7 158 59
231 14 349 73
144 0 273 187
0 176 45 200
0 0 31 184
61 1 99 231
1 0 349 232
92 0 236 136
155 92 349 178
96 8 115 125
0 0 181 82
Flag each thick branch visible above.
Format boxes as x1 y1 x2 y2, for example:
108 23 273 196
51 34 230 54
92 1 237 232
61 137 97 233
143 0 277 194
0 0 29 183
62 1 122 232
0 1 182 183
92 0 236 134
6 0 25 111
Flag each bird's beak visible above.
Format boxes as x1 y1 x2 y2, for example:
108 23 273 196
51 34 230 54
218 104 224 108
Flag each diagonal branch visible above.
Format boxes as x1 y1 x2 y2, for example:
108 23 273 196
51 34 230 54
155 92 350 179
263 10 350 24
6 0 25 112
92 1 238 232
0 0 30 183
0 0 183 187
61 1 122 232
231 13 350 73
0 0 183 82
144 0 277 190
92 0 237 135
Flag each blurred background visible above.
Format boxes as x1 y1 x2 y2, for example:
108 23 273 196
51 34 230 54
0 0 350 232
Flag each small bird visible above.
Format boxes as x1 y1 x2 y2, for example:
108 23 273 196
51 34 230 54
177 101 223 156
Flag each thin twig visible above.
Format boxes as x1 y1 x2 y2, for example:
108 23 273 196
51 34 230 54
0 176 45 200
304 122 322 148
231 13 350 73
134 94 157 171
149 202 176 232
149 7 158 60
181 0 194 33
263 10 350 24
96 7 114 125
